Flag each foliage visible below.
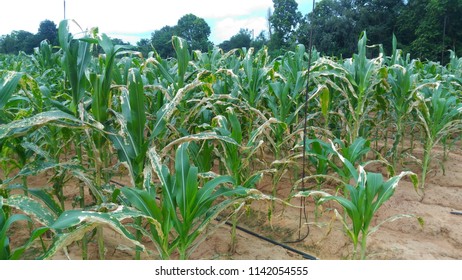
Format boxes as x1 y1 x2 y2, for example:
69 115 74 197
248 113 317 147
35 20 58 46
219 29 252 52
0 20 59 55
397 0 462 63
0 31 36 54
150 14 211 58
151 26 177 58
121 143 247 259
296 141 419 259
269 0 302 49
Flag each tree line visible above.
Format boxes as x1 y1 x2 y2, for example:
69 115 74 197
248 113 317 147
0 20 58 54
298 0 462 63
2 0 461 63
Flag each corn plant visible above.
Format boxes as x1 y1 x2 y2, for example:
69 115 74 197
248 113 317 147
58 20 92 115
296 141 419 259
40 204 149 259
266 80 301 157
31 40 61 73
121 143 247 259
108 68 147 189
238 47 271 108
386 63 418 166
413 84 462 193
0 71 23 178
298 137 372 190
311 33 387 142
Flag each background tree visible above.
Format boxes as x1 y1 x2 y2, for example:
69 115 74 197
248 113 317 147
398 0 462 63
151 25 176 58
298 0 357 57
150 14 212 58
299 0 403 58
251 31 269 51
136 38 152 58
355 0 404 55
35 20 58 46
0 30 35 54
269 0 302 50
0 19 58 54
176 14 212 52
218 29 252 52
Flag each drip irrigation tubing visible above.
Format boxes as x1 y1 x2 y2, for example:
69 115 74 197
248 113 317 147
218 217 318 260
110 180 318 260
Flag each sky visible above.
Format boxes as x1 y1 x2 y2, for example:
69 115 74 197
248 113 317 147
0 0 313 45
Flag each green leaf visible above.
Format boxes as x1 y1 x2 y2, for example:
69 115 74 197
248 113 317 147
172 36 191 89
0 71 23 110
120 187 161 221
127 68 147 152
4 195 56 227
0 214 32 260
0 110 95 139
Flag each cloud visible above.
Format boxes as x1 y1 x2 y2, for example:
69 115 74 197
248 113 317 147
182 0 273 19
63 0 272 34
0 0 279 45
0 0 63 35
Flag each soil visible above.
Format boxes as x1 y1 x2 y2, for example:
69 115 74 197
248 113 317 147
5 143 462 260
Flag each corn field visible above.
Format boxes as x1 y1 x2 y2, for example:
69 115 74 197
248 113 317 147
1 20 462 260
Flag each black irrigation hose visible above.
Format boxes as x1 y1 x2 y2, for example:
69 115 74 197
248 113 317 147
450 211 462 215
219 218 318 260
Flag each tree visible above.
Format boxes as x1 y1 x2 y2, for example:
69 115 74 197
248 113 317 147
299 0 405 58
269 0 302 49
176 14 212 52
397 0 462 63
36 20 58 46
219 29 252 52
110 38 129 46
251 31 269 51
136 38 152 58
299 0 357 57
0 30 35 54
355 0 405 55
151 25 176 58
150 14 212 58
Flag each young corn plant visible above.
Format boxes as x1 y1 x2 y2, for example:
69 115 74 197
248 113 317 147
296 141 419 259
212 108 277 251
386 63 418 167
297 137 372 191
266 80 301 157
108 68 148 189
311 32 387 142
122 143 247 259
238 47 271 108
58 20 92 115
413 83 462 194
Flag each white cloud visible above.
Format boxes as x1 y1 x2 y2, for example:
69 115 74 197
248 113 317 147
0 0 276 45
0 0 63 35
